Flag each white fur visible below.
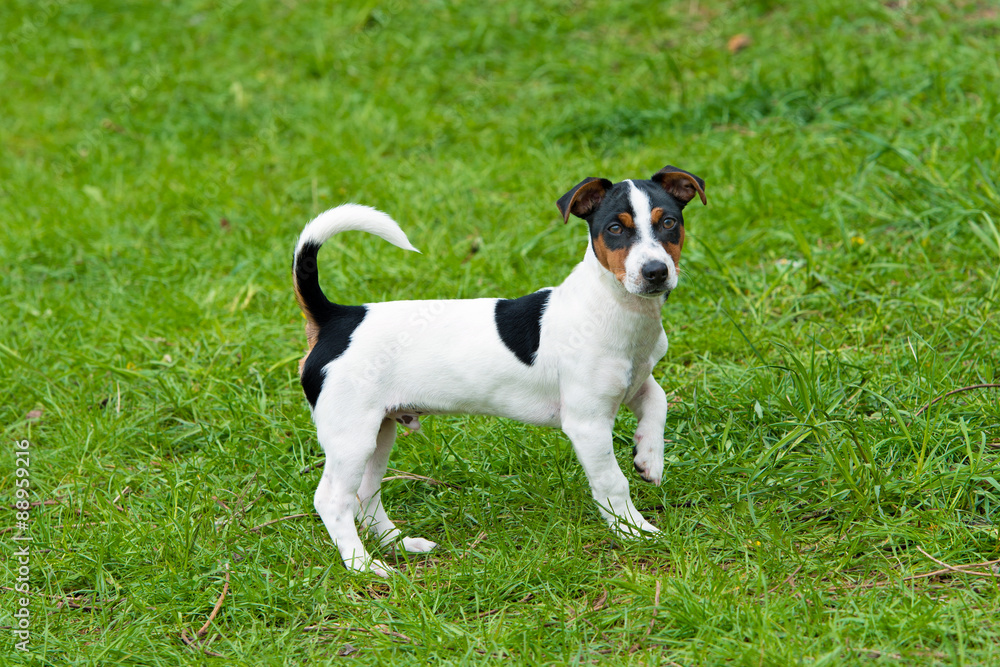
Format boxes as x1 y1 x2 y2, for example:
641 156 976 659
623 180 678 296
296 203 419 255
301 205 670 576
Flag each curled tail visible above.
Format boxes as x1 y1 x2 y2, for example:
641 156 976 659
293 204 418 345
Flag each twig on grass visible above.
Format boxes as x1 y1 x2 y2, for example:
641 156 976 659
216 474 264 531
6 498 60 510
472 592 534 619
299 457 325 475
196 566 231 637
915 547 1000 580
0 521 110 534
112 486 131 512
847 647 903 660
466 531 488 553
303 623 412 643
646 579 661 635
382 468 460 489
764 565 803 597
248 513 312 533
628 580 663 654
913 383 1000 419
840 553 1000 590
181 564 231 658
56 595 125 613
1 586 125 614
300 458 458 488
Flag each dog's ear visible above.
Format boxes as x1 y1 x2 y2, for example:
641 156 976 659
556 177 614 224
651 166 707 208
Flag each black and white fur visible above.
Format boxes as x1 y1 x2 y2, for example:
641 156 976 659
292 166 707 576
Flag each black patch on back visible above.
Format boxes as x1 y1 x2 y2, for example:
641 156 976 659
494 289 552 365
300 305 367 407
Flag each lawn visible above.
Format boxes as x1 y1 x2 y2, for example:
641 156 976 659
2 0 1000 664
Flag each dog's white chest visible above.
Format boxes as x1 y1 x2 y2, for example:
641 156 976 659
292 163 707 575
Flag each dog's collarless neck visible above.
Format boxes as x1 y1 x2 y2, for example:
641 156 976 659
577 249 667 316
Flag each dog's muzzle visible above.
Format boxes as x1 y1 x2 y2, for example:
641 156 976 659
639 260 671 296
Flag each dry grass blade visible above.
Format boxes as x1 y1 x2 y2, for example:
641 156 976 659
915 547 1000 579
180 564 231 658
591 589 608 612
913 383 1000 418
0 521 109 535
112 485 131 512
647 580 661 634
764 565 803 597
248 513 313 533
382 468 460 488
841 552 1000 590
303 623 412 643
466 531 488 553
300 458 458 488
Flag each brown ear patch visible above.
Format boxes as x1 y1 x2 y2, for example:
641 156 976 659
593 234 629 285
564 180 608 223
661 225 685 269
651 166 707 207
657 172 707 206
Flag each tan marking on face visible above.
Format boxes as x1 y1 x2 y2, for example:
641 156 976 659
616 212 635 229
650 207 664 224
661 225 685 269
593 234 629 284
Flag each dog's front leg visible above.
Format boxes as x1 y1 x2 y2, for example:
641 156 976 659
561 409 659 537
625 375 667 485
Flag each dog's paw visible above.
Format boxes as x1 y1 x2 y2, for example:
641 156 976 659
631 433 664 485
344 555 396 578
602 500 660 539
614 518 660 540
365 558 396 578
401 537 437 553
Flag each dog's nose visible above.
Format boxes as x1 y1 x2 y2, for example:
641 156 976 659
641 261 669 284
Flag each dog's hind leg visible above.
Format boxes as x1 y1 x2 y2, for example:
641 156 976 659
313 412 394 576
356 419 437 554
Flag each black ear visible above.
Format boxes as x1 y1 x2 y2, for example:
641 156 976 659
556 177 614 224
651 165 707 208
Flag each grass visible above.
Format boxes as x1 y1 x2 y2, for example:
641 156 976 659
2 0 1000 664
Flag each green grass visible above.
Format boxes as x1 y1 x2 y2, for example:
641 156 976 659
3 0 1000 664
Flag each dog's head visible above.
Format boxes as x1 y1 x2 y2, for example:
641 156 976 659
556 165 706 298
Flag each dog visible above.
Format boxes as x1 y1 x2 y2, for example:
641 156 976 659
292 165 707 576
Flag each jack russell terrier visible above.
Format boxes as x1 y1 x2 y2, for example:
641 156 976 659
293 165 707 576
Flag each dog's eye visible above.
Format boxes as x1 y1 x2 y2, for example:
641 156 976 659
608 223 624 235
662 218 678 230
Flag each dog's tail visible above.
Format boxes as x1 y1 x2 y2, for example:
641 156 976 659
293 204 419 338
